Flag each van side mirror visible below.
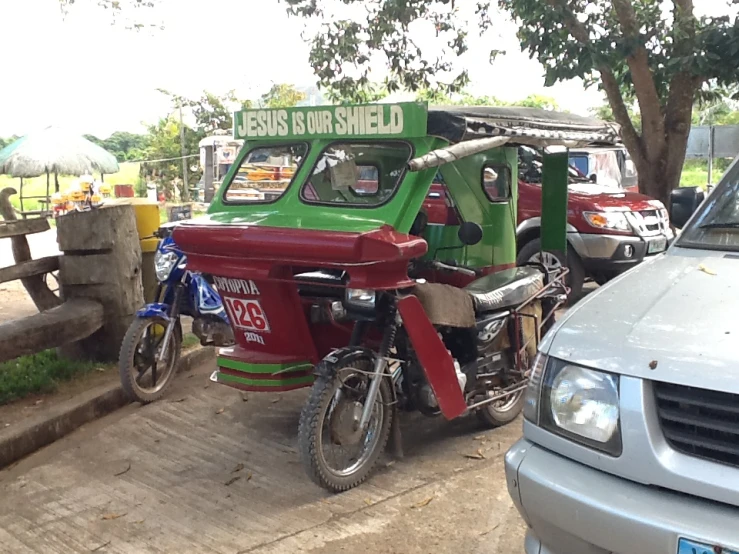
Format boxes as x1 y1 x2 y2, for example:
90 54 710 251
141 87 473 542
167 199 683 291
589 174 598 184
670 186 705 229
458 222 483 246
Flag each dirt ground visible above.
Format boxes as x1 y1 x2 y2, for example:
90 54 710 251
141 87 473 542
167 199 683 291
0 228 59 324
0 360 528 554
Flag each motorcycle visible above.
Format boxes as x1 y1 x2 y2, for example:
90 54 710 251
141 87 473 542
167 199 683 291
118 223 234 403
297 222 567 492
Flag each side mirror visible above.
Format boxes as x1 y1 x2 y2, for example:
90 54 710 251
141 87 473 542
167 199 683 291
589 174 598 184
458 222 483 246
670 186 705 229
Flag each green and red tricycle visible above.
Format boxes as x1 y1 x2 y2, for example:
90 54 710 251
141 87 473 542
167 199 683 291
173 102 620 491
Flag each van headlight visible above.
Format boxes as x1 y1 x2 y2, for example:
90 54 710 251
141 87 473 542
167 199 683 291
524 355 622 456
154 251 180 281
344 288 376 309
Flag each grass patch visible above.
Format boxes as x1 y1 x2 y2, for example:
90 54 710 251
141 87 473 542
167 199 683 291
0 350 99 406
182 333 200 350
0 162 142 212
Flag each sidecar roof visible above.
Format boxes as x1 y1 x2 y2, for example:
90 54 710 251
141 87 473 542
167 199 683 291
427 106 620 146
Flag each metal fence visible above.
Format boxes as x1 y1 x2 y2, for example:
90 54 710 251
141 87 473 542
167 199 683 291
687 125 739 183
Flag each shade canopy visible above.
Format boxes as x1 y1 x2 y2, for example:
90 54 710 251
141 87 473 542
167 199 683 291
427 106 621 146
0 127 119 178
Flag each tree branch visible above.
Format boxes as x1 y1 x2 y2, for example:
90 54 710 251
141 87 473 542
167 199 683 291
611 0 665 155
544 0 643 164
663 0 698 191
600 69 644 160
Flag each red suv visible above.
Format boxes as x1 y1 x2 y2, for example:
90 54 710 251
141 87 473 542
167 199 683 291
424 147 673 299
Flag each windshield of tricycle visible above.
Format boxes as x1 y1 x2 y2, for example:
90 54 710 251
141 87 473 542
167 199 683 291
207 102 441 234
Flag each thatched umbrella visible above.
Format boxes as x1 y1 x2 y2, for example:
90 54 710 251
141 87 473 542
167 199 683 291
0 127 119 186
0 127 119 215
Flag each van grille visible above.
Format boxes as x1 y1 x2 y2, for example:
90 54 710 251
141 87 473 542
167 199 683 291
626 209 670 237
654 382 739 469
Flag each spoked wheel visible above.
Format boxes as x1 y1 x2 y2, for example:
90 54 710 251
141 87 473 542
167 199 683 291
298 356 393 492
476 386 525 428
517 238 585 304
119 316 181 403
477 353 528 428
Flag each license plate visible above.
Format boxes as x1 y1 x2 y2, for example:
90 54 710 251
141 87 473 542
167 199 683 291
648 236 667 254
678 538 739 554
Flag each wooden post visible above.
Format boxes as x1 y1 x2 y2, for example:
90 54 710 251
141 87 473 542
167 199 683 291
56 205 144 361
179 103 190 202
204 144 215 203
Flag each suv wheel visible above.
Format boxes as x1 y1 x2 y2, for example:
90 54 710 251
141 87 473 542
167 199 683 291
517 238 585 304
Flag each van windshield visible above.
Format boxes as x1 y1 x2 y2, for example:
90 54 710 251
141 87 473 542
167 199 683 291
679 162 739 251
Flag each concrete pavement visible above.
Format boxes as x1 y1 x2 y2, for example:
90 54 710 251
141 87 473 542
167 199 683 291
0 361 526 553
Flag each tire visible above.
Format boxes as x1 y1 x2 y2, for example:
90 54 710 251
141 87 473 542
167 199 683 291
517 237 585 304
476 389 525 428
298 356 393 492
119 316 182 404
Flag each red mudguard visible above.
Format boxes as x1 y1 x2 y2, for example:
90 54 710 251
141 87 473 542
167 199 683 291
397 295 467 420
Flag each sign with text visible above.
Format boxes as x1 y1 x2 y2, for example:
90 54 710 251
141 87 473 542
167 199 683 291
233 102 428 141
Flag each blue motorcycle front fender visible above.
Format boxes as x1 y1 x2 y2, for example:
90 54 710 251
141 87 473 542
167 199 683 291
136 302 172 321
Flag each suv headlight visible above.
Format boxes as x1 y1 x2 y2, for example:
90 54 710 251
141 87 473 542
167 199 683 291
583 211 631 232
345 288 376 309
524 354 622 456
154 250 180 281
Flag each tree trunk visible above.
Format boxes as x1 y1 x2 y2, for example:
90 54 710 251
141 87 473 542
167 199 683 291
634 149 684 208
56 205 144 361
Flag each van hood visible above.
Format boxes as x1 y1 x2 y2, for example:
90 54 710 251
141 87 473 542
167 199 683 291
567 183 662 211
546 246 739 393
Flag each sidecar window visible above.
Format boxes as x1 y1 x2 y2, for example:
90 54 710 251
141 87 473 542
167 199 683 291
223 143 309 204
482 164 512 202
301 141 412 207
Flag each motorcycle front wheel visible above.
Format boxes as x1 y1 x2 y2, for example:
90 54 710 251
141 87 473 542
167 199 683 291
119 316 182 404
298 356 393 493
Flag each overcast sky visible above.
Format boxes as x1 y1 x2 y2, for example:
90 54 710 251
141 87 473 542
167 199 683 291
0 0 732 138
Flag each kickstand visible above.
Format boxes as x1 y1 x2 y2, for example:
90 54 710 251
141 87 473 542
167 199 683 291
390 408 404 459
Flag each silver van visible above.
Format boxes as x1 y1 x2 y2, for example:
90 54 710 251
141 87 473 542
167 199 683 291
505 159 739 554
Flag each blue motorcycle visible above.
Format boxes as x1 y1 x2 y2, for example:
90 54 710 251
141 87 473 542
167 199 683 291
119 223 234 403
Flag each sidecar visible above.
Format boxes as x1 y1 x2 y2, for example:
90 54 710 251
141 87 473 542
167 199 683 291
173 103 620 407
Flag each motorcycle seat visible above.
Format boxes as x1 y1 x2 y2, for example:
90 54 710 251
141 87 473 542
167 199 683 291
465 267 544 314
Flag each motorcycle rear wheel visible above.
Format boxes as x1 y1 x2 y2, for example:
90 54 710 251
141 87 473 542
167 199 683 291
298 357 393 493
119 316 182 404
476 388 525 428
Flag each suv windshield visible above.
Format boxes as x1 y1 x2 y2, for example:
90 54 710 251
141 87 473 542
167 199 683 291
679 160 739 251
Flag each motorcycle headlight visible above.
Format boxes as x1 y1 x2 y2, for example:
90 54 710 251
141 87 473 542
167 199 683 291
344 288 376 309
583 211 631 232
154 250 180 281
525 355 622 456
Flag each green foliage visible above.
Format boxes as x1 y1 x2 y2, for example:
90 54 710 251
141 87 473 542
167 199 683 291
182 333 200 350
416 89 559 110
159 89 248 136
59 0 158 30
141 116 200 199
84 131 148 162
285 0 739 202
0 350 97 406
284 0 471 102
261 84 307 108
590 103 642 130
